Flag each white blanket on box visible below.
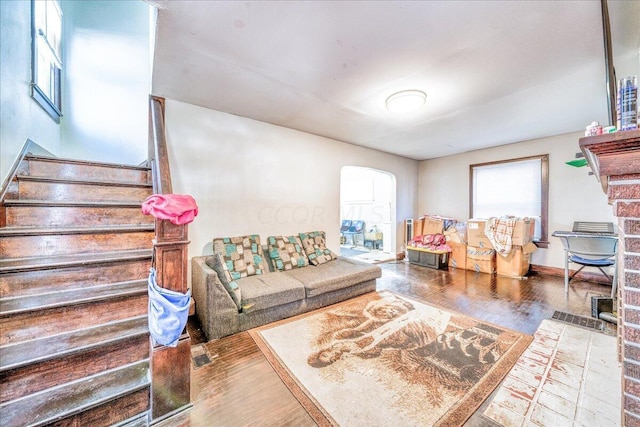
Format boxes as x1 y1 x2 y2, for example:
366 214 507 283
484 217 517 256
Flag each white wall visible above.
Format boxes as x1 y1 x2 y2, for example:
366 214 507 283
1 0 151 184
164 99 418 260
418 131 615 269
60 0 150 165
0 1 62 182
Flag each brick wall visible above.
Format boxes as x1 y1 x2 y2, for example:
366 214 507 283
610 176 640 426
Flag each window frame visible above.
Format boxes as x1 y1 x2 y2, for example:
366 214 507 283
469 154 549 248
31 0 63 123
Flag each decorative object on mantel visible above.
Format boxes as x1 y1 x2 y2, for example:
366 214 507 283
585 121 603 136
618 75 638 131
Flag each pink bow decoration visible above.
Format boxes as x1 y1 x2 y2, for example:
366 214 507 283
141 194 199 225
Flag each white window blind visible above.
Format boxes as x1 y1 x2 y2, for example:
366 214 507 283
472 158 542 240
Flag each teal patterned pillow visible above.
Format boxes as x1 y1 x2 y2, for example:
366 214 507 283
267 235 309 271
207 255 242 310
299 231 337 266
212 235 265 310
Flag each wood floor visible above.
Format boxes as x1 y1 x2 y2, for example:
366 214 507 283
161 262 616 427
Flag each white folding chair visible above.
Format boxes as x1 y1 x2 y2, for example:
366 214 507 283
553 222 618 297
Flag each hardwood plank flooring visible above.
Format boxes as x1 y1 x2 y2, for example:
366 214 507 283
165 262 616 427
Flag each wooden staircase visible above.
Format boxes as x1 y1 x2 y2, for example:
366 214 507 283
0 154 155 426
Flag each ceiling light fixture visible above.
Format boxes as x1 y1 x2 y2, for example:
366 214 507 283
385 90 427 113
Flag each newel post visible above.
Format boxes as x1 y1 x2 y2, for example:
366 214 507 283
150 218 192 422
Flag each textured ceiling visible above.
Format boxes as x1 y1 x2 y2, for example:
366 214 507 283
151 1 639 160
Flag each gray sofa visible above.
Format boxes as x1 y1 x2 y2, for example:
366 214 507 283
191 255 382 341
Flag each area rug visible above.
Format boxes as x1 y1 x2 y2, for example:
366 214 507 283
249 291 532 426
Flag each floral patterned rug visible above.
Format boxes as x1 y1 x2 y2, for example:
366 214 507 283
250 291 532 426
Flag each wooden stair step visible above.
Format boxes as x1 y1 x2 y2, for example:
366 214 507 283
1 292 148 346
1 260 149 299
0 324 150 403
23 154 151 185
0 226 154 259
15 174 153 188
3 200 151 227
0 249 152 274
114 413 150 427
0 315 148 372
0 360 150 427
8 175 152 203
0 224 154 236
0 279 146 316
1 258 150 299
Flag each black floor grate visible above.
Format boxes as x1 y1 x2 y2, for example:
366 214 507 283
191 344 213 369
551 311 605 332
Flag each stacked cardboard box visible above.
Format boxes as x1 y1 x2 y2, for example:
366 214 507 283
467 219 493 248
448 241 467 269
417 215 536 277
496 243 536 278
465 218 536 276
466 246 496 273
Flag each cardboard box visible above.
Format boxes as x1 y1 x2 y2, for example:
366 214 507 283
444 223 467 244
512 218 535 246
448 242 467 269
466 245 496 274
467 220 493 249
414 217 424 238
497 247 529 278
423 217 444 235
364 232 383 241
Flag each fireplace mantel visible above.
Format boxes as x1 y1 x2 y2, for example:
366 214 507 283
580 129 640 195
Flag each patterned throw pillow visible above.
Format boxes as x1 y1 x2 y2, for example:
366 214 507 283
299 231 337 266
212 235 266 310
267 235 309 271
206 255 242 310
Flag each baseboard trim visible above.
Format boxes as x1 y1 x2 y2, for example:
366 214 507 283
530 264 612 285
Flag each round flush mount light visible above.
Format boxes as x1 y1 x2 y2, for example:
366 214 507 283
385 90 427 113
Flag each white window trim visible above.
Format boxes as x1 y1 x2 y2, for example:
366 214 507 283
31 0 63 123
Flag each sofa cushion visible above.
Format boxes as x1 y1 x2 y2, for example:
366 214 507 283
213 235 267 279
237 272 305 313
299 231 337 265
285 257 381 298
266 235 309 271
205 255 242 310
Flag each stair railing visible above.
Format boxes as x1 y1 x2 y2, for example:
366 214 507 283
147 95 192 422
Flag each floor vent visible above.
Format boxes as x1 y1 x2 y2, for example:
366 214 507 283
551 311 605 332
191 344 212 369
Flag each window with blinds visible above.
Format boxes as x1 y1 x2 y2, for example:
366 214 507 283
470 155 549 245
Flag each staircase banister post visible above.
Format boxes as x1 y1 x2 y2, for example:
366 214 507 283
147 95 192 423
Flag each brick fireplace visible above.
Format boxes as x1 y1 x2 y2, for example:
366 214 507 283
580 130 640 426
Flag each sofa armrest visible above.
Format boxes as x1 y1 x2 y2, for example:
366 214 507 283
191 256 241 341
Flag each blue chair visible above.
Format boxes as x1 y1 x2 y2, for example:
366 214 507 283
553 222 618 297
343 220 365 247
340 220 352 244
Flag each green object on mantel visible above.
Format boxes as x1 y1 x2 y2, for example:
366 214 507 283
566 158 588 167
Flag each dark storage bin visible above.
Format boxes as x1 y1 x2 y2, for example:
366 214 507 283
407 247 448 270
